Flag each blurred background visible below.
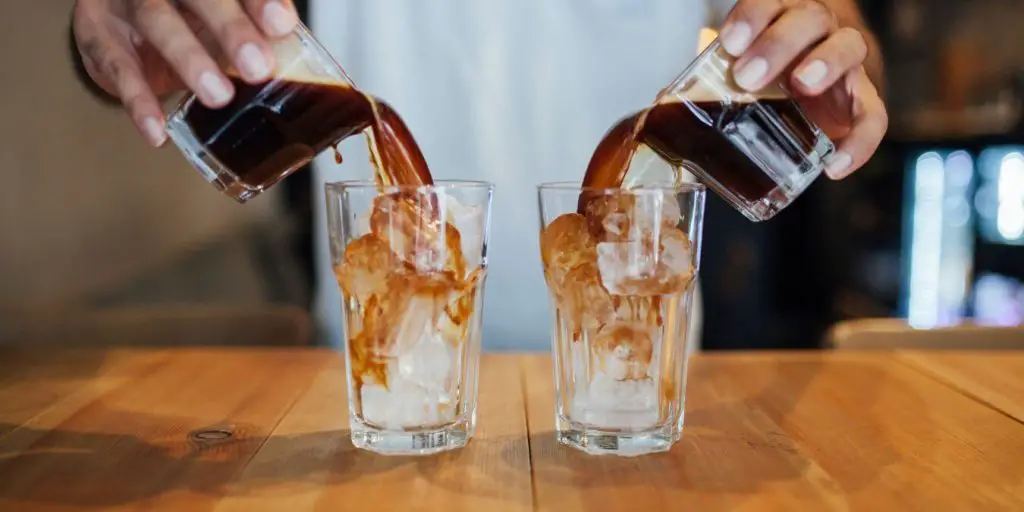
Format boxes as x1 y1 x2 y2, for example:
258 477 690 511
1 0 1022 349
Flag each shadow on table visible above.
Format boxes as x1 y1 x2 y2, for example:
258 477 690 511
0 349 112 382
0 413 529 508
507 357 906 501
233 430 532 507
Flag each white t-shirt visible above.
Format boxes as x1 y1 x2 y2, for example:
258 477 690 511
311 0 733 350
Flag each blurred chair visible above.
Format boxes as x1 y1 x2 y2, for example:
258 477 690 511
826 318 1024 350
0 304 313 347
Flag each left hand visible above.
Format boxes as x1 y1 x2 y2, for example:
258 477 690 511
719 0 888 180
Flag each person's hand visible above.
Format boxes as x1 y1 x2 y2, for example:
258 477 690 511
719 0 887 179
72 0 299 147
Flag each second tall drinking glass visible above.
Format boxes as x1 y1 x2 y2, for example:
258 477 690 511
538 182 705 456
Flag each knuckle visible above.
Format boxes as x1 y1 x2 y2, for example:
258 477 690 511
827 35 866 65
92 47 128 83
102 56 128 84
801 1 834 29
844 28 870 58
131 0 169 27
215 16 256 47
79 37 105 66
243 0 268 12
122 92 146 112
733 0 766 24
163 39 201 67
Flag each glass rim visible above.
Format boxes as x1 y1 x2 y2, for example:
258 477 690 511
537 181 706 194
325 179 494 194
167 19 355 116
661 38 726 96
293 19 357 86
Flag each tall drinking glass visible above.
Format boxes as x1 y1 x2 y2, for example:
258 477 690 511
326 180 493 455
538 182 705 456
166 21 356 203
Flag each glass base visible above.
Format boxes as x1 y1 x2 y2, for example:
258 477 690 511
165 112 262 203
707 127 834 223
350 421 472 456
557 426 678 457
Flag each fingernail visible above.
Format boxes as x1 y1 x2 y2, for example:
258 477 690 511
199 70 232 104
796 60 828 88
734 57 768 91
720 22 752 56
143 116 166 146
263 1 298 37
826 152 853 179
238 43 271 80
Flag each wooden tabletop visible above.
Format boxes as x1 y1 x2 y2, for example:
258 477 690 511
0 349 1021 511
896 350 1024 423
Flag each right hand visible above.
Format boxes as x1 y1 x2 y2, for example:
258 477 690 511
72 0 299 147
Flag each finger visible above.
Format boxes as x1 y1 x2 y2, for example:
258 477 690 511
179 0 274 83
130 0 234 108
719 0 786 57
75 13 167 146
732 2 837 91
791 28 869 96
242 0 299 38
826 70 888 179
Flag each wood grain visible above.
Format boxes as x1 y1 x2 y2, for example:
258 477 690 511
0 348 327 511
897 350 1024 423
1 349 1023 511
520 352 1024 511
0 349 170 438
0 349 532 511
213 354 533 512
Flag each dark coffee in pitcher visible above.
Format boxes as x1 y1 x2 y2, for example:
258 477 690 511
182 74 432 191
582 96 821 205
582 38 834 222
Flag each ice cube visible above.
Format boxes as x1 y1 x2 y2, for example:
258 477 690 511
348 271 453 366
397 329 453 392
354 274 459 430
583 194 633 242
583 192 680 243
353 206 373 237
557 263 614 341
540 213 598 294
595 238 659 296
388 293 444 356
436 267 485 346
360 375 454 430
593 323 654 380
632 187 683 232
444 195 487 274
656 228 695 294
571 374 658 430
595 228 694 296
613 295 663 327
441 222 468 284
370 191 446 272
336 234 393 305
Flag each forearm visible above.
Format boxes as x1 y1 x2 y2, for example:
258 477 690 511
817 0 885 93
